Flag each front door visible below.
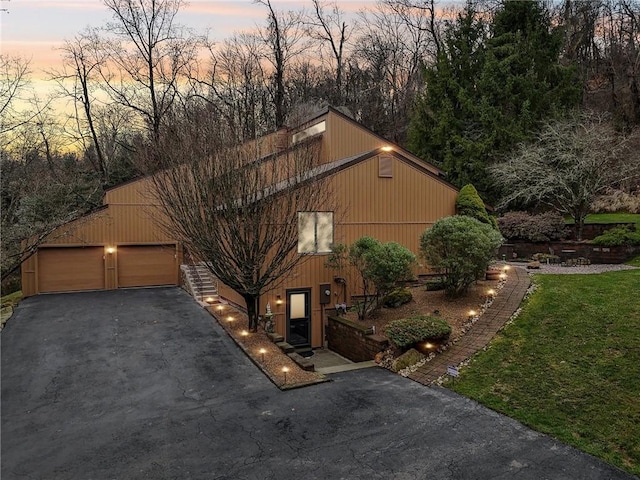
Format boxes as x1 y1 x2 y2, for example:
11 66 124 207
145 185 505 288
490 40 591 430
287 288 311 347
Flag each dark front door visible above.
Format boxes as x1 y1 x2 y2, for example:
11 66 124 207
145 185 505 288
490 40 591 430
287 288 311 347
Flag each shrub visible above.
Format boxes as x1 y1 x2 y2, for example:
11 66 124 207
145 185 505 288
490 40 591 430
368 242 416 298
420 216 503 296
383 288 413 308
391 348 425 372
456 184 497 228
592 189 640 214
385 315 451 351
327 237 416 319
592 226 640 246
425 279 446 291
497 211 568 242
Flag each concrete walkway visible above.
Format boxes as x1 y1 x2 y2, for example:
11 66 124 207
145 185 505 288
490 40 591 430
409 267 531 386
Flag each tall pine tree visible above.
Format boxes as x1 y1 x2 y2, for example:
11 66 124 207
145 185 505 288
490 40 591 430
409 0 581 203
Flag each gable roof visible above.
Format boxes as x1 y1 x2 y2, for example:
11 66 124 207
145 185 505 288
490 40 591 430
292 105 446 177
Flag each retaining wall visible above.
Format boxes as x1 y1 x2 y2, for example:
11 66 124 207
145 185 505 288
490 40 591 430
327 315 388 363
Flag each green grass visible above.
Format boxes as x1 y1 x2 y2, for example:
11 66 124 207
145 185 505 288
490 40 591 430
1 290 23 307
626 255 640 267
446 271 640 476
565 213 640 225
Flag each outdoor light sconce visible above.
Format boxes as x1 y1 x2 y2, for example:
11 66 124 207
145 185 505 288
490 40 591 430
106 247 115 254
381 146 393 152
276 295 283 306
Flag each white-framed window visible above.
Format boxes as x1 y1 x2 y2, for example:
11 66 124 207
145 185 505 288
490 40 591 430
298 212 334 254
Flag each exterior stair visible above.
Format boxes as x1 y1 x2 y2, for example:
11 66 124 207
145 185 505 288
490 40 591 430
181 262 220 304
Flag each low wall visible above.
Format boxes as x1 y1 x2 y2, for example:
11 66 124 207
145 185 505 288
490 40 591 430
565 222 636 240
327 315 389 363
499 242 639 264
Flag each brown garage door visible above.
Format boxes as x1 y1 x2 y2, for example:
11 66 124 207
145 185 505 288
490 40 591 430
38 247 105 293
117 245 177 288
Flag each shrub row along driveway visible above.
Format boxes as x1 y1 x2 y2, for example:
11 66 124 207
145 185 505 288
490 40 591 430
1 288 634 479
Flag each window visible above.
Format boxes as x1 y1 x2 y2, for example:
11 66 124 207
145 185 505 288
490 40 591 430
298 212 333 254
292 121 326 144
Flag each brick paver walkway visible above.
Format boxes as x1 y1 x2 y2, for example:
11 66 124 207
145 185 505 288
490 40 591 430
408 267 531 386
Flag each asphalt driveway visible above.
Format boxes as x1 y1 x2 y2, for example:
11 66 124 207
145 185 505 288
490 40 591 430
1 287 635 480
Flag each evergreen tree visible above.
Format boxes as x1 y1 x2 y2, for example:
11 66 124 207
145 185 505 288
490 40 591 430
409 0 581 203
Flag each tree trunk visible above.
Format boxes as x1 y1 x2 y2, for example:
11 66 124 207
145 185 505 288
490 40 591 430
243 293 260 332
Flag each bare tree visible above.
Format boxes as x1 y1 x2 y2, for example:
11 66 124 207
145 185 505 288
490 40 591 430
349 1 436 142
78 0 205 145
255 0 307 128
304 0 352 104
0 55 43 142
145 103 333 331
1 114 102 282
491 112 640 240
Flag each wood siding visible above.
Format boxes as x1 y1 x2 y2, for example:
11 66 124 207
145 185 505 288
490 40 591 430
219 150 457 348
23 106 456 350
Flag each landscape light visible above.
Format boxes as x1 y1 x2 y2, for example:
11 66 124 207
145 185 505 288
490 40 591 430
468 310 476 318
282 366 289 383
487 289 496 297
259 348 266 362
240 330 249 337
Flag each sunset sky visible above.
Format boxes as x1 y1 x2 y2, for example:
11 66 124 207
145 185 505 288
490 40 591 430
1 0 370 84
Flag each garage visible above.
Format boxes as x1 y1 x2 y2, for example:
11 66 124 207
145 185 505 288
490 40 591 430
38 247 105 293
117 245 177 288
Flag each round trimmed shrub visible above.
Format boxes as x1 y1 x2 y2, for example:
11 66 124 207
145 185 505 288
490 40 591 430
382 288 413 308
385 315 451 351
420 215 503 297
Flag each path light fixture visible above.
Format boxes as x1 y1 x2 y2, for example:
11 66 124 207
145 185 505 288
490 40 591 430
503 265 510 272
468 310 476 319
217 305 224 312
499 273 507 280
227 316 234 322
282 366 289 384
259 348 266 363
205 297 214 303
487 289 496 298
240 330 249 337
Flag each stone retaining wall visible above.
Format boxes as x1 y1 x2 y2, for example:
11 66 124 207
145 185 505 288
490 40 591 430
499 242 639 264
327 315 389 363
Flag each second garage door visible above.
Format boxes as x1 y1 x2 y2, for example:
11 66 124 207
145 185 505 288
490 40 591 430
117 245 177 288
38 247 105 293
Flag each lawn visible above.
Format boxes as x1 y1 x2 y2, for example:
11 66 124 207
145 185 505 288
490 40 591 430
445 270 640 476
1 290 23 328
565 213 640 225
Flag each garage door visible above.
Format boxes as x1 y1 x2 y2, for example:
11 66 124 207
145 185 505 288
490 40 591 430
38 247 105 293
117 245 177 288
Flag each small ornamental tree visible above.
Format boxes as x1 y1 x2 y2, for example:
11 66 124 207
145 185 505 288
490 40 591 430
420 216 503 297
327 237 416 320
456 184 497 228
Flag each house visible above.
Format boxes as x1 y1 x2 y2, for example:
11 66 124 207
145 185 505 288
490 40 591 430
21 107 459 349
